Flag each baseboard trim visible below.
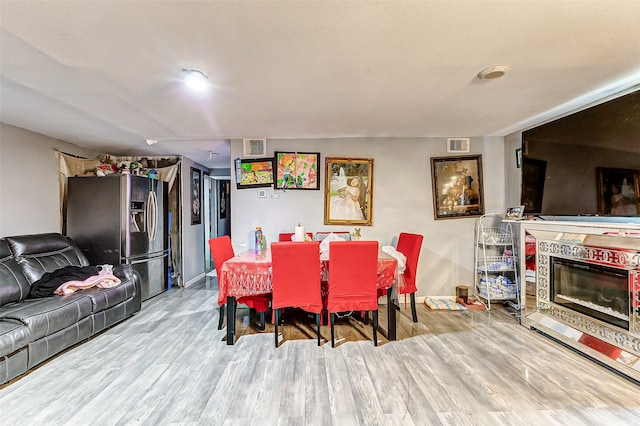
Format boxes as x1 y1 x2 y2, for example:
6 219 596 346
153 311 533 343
184 272 206 288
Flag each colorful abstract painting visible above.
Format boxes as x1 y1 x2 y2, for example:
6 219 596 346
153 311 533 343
274 152 320 190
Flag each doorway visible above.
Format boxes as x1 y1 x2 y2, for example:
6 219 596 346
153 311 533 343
203 175 231 272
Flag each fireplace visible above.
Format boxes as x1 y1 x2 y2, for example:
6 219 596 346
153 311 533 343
520 220 640 383
551 257 629 329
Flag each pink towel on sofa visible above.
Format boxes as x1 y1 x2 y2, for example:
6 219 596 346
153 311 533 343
54 270 121 295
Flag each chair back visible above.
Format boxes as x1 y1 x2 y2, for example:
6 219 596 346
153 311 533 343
278 232 314 242
396 232 423 294
208 236 234 275
271 242 322 313
315 231 351 241
327 241 378 312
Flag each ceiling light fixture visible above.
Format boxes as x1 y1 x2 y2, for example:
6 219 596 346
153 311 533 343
183 69 209 91
145 138 158 145
477 65 510 80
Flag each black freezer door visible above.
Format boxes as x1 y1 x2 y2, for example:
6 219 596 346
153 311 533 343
66 175 123 265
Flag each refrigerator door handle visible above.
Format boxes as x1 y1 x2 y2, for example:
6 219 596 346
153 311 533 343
146 189 159 242
146 191 152 238
154 190 158 240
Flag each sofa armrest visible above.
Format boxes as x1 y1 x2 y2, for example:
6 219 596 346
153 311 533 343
112 264 142 313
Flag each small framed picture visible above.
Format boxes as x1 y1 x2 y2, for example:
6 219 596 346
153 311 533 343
190 167 202 225
274 151 320 190
257 189 267 198
236 158 274 189
504 205 525 220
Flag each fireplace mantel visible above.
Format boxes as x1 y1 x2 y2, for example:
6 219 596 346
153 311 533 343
519 219 640 383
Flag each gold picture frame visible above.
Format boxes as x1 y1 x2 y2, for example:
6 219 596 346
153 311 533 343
324 157 373 226
431 155 484 220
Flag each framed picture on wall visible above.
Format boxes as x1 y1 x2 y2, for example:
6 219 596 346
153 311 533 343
219 180 228 219
596 167 640 215
190 167 202 225
236 158 274 189
431 155 484 220
274 151 320 190
324 157 373 226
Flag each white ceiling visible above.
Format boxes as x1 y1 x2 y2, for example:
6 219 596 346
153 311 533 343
2 1 640 168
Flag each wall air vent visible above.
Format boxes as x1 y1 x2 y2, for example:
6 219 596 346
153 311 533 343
447 138 470 153
243 139 267 157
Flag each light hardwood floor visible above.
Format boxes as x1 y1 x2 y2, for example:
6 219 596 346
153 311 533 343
1 276 639 425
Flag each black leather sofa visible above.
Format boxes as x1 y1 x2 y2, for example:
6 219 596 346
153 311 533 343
0 233 141 385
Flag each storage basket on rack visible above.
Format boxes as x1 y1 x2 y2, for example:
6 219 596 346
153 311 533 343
478 275 517 299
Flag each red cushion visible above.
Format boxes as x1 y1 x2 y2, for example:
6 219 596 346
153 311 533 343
271 242 323 313
327 241 379 313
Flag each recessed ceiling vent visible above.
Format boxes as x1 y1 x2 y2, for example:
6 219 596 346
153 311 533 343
243 139 267 157
447 138 470 153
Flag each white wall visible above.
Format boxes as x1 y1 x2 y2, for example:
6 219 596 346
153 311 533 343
0 123 99 237
230 136 507 297
180 157 209 286
504 131 523 208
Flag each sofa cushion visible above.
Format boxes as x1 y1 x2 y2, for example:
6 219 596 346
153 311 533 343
0 294 93 340
0 239 32 305
84 278 136 312
0 319 31 358
6 233 89 285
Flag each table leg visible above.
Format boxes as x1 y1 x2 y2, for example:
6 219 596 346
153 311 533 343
387 286 397 341
226 296 236 345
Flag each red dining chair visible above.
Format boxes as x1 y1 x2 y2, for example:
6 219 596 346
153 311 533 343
396 232 424 323
327 240 379 347
315 231 351 241
271 241 323 347
278 232 314 242
208 236 270 330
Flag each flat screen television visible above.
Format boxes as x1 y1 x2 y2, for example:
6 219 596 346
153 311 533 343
521 89 640 217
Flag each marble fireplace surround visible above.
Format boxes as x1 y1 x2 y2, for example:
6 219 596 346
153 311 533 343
519 219 640 383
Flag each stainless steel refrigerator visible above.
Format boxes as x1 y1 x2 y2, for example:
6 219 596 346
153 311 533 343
66 174 168 301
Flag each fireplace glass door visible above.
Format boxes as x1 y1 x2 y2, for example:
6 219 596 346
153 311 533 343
551 257 629 330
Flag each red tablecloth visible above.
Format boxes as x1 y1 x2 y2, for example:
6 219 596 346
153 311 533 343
217 249 399 306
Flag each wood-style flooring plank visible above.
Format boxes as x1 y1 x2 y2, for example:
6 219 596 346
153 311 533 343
1 277 639 426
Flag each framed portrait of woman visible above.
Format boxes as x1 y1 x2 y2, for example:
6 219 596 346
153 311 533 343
324 157 374 226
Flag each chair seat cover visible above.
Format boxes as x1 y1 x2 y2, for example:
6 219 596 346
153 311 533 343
271 242 323 314
396 233 423 295
278 232 314 242
209 236 270 312
327 241 378 313
237 295 270 312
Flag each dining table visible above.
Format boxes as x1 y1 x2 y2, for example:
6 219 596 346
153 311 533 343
218 248 401 345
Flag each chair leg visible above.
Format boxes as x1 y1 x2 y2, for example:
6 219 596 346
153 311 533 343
372 309 378 346
330 313 336 348
410 293 418 323
218 304 225 330
259 311 266 330
274 308 280 348
316 313 321 346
